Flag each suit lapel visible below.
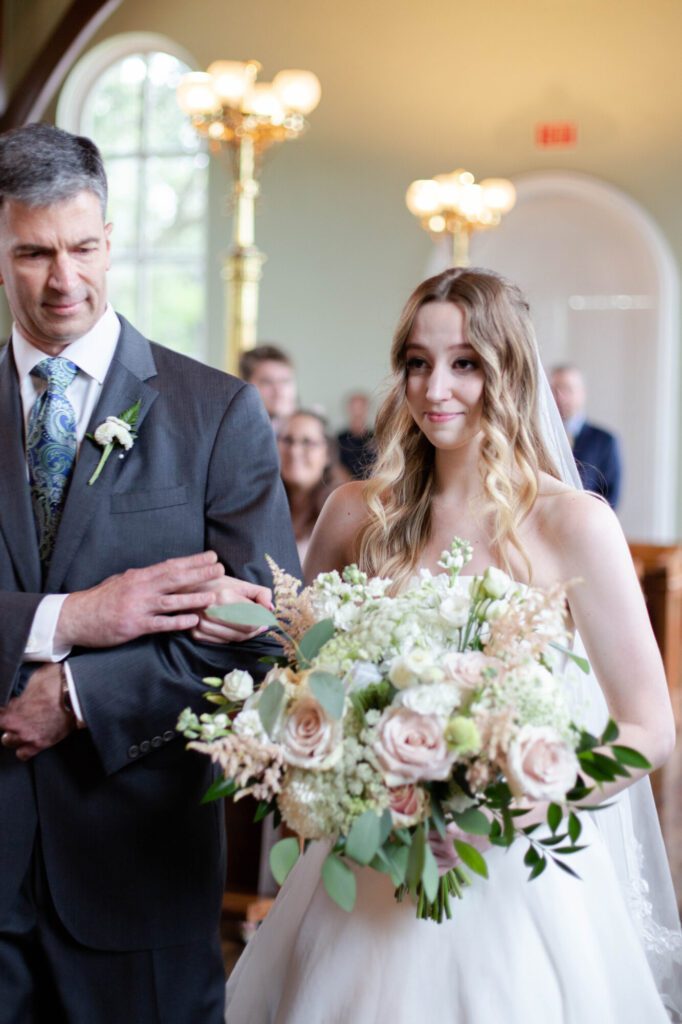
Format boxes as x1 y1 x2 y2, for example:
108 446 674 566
0 344 42 592
45 319 159 593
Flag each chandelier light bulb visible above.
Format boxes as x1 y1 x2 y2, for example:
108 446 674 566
405 179 442 217
480 178 517 215
241 82 285 121
176 72 221 115
272 70 321 115
207 60 255 106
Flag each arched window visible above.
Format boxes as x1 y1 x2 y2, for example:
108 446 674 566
58 34 208 360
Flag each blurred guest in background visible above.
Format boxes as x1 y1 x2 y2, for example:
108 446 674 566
336 390 376 480
550 364 622 508
278 410 348 561
239 344 297 433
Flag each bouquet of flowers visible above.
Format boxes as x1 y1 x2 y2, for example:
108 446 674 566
177 539 649 922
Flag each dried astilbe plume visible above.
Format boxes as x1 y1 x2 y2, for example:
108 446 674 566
189 735 285 803
484 583 570 665
265 555 316 660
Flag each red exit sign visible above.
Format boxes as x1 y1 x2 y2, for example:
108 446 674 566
535 122 577 147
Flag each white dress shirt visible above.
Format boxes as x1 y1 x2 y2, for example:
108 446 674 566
14 304 121 721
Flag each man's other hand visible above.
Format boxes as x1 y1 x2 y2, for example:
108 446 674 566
0 665 74 760
191 576 273 644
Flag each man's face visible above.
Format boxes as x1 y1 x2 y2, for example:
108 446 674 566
0 190 111 355
250 359 297 420
550 368 586 422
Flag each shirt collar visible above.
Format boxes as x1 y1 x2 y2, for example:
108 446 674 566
564 412 586 437
11 304 121 386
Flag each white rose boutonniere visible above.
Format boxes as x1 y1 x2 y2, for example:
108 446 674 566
87 400 141 485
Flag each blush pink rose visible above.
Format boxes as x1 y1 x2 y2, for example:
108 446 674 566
374 708 454 786
388 784 429 827
281 696 341 769
441 651 499 692
505 725 579 801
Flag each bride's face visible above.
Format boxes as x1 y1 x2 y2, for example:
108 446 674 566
404 301 485 451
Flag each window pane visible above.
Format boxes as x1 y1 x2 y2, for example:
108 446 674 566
81 55 145 155
107 263 138 324
146 52 199 154
105 157 139 255
146 264 205 357
143 155 208 257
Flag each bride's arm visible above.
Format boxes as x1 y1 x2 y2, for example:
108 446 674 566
303 481 369 583
549 491 676 796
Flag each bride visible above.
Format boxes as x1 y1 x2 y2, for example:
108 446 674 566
217 268 681 1022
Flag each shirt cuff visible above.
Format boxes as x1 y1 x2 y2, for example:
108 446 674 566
62 661 86 728
24 594 73 662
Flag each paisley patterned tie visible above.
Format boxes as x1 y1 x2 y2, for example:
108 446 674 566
26 356 79 569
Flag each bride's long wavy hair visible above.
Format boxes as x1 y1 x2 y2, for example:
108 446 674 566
358 267 561 589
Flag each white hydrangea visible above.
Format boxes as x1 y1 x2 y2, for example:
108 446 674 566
232 709 266 740
396 681 461 719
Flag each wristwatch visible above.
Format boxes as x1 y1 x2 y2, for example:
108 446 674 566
60 663 75 718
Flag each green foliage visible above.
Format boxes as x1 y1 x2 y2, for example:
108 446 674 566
453 807 491 836
406 826 426 895
270 837 301 886
207 602 278 628
611 745 652 770
298 619 335 665
200 776 237 804
322 853 357 912
345 811 382 866
546 803 563 833
258 680 284 736
349 679 395 715
309 671 345 720
549 641 590 674
454 840 489 879
422 842 440 902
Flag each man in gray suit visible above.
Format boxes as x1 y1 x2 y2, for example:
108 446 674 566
0 124 299 1022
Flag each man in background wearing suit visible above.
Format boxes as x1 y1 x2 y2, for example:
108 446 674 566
0 124 299 1022
550 364 623 509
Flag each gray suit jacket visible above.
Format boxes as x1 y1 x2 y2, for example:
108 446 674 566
0 316 300 951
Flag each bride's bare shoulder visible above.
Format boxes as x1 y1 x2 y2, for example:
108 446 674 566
303 481 370 579
534 474 623 565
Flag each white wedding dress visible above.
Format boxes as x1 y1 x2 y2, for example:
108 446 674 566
224 630 682 1024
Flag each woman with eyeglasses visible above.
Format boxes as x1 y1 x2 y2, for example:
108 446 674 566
277 410 348 561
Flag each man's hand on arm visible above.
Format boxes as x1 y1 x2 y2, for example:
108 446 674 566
56 551 227 649
0 664 74 761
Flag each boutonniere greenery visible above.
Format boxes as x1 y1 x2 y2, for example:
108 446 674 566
87 399 141 486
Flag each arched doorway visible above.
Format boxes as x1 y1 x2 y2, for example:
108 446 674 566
428 171 679 540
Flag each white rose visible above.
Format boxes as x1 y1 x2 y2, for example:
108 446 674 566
232 709 266 739
397 681 460 718
221 669 254 702
441 651 495 692
438 592 470 628
505 725 579 802
94 415 134 450
389 650 442 689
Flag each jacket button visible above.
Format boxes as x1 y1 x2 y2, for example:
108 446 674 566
128 745 140 759
151 736 162 748
163 730 175 743
139 740 151 754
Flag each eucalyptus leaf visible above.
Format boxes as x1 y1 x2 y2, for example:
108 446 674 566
345 811 381 866
453 807 491 836
309 671 345 720
207 602 278 628
322 853 357 912
297 618 335 665
454 840 489 879
385 843 409 886
270 837 301 886
200 776 237 804
258 680 284 736
429 795 447 839
379 808 394 846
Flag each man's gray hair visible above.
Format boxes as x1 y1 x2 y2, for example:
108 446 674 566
0 123 107 215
